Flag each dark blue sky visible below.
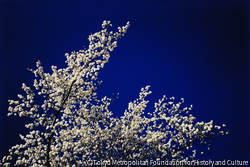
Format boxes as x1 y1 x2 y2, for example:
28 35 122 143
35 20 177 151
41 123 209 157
0 0 249 161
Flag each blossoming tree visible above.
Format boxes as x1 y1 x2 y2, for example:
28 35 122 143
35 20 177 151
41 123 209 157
0 21 228 167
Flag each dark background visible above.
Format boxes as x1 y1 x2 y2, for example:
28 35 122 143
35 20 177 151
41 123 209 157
0 0 249 162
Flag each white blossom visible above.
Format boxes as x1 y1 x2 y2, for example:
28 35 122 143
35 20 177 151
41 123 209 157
0 20 228 167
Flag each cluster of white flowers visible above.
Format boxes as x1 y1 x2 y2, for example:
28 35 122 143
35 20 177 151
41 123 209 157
0 21 228 167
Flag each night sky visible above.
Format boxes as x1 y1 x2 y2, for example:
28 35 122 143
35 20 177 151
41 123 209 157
0 0 249 162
